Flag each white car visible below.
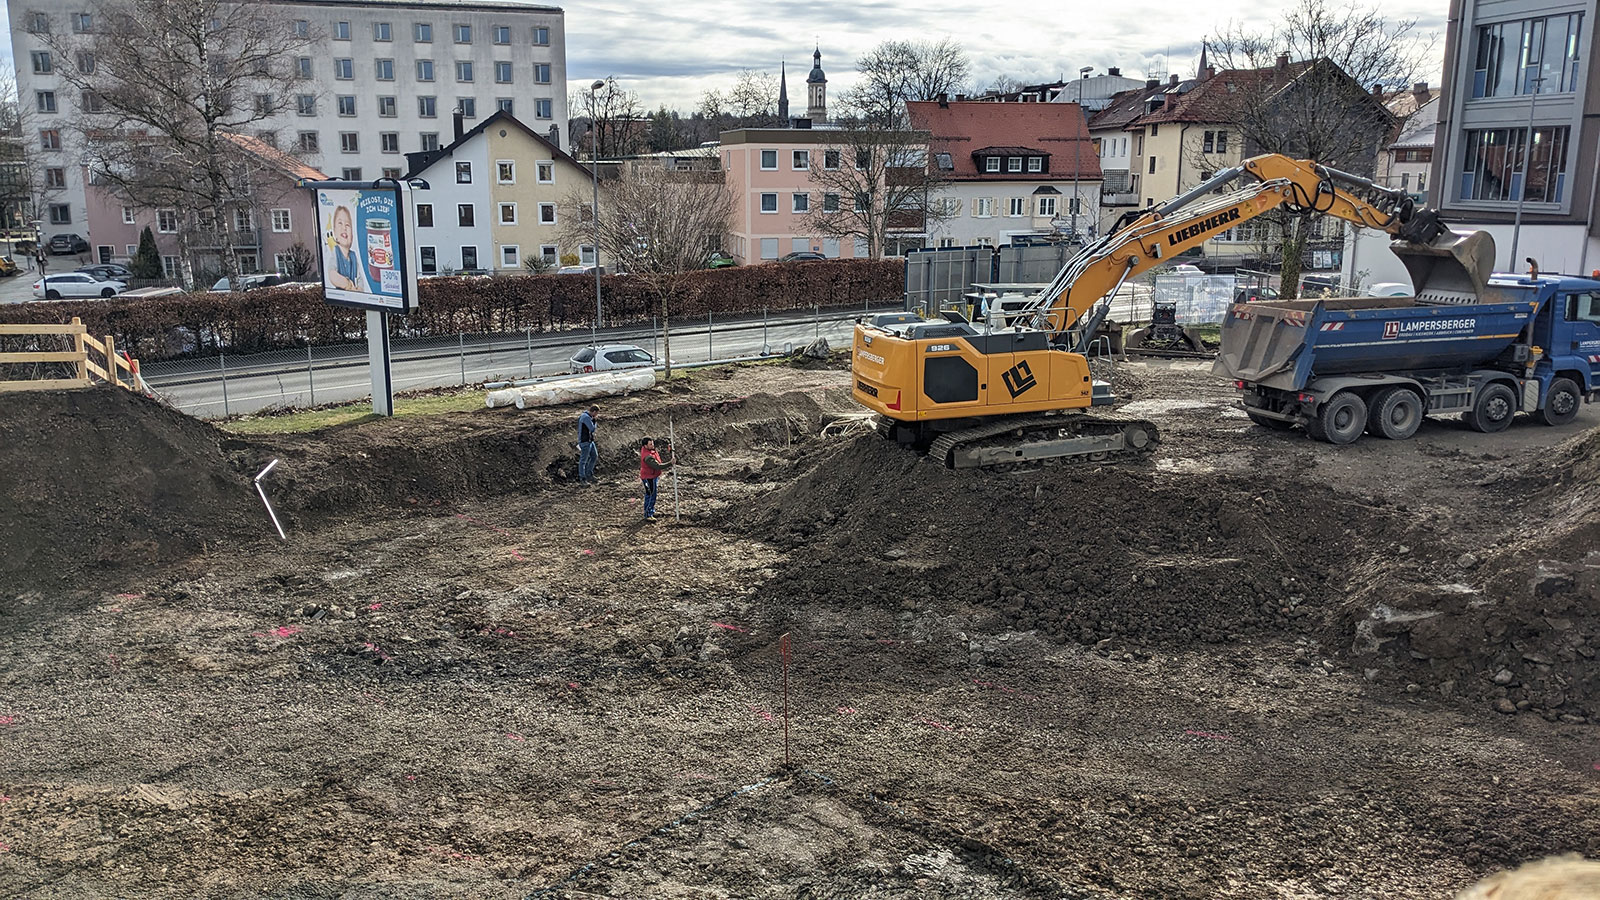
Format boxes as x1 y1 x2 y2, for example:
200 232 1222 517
569 344 655 374
34 273 126 299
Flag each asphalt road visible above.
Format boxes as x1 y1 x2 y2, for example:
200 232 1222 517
141 308 884 418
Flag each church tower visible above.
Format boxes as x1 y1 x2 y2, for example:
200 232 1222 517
778 61 790 121
806 47 827 121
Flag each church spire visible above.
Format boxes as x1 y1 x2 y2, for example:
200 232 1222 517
806 45 828 121
778 60 789 122
1197 40 1209 77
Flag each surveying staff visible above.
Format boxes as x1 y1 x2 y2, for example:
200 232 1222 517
576 405 598 485
639 437 667 521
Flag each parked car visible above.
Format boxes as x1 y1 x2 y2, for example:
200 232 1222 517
569 344 655 374
1233 285 1280 304
707 251 737 269
556 265 608 276
47 234 90 255
78 263 136 281
209 273 287 293
777 251 826 263
34 273 126 299
0 256 18 277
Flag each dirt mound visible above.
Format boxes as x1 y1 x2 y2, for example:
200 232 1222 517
742 436 1409 647
0 389 261 589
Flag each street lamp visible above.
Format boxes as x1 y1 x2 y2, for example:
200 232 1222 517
1072 66 1092 243
1508 74 1544 271
589 79 606 334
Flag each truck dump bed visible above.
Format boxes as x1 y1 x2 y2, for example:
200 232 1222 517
1213 295 1538 392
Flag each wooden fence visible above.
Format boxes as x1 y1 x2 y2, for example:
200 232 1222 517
0 317 144 393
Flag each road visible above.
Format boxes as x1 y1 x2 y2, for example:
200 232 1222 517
141 308 887 418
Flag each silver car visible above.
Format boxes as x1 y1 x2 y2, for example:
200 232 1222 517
569 344 655 374
33 273 126 299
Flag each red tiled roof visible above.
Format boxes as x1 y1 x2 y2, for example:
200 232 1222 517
220 131 328 183
1086 84 1170 131
906 100 1100 180
1130 61 1316 127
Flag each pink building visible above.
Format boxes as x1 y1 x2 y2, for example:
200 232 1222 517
85 133 329 283
721 128 867 264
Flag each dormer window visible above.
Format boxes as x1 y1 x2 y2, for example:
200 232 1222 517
985 157 1000 172
1027 157 1043 172
1007 157 1023 172
935 152 953 170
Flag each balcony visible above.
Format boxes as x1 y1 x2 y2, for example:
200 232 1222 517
191 228 261 250
1101 192 1141 206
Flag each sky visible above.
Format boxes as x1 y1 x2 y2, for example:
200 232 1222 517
0 0 1451 111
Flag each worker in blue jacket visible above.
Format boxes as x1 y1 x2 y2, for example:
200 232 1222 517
576 405 598 485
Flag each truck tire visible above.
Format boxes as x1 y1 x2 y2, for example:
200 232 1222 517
1314 391 1368 444
1246 410 1295 432
1368 387 1424 440
1464 382 1516 433
1539 377 1581 427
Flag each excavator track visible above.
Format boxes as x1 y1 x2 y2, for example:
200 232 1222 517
925 415 1160 470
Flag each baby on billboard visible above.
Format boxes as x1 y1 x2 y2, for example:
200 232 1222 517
324 203 370 294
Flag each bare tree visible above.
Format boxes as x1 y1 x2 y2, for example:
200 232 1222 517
844 39 971 127
0 64 68 251
570 78 645 160
43 0 312 287
725 69 779 127
985 74 1026 97
800 126 947 259
559 167 734 378
1208 0 1430 296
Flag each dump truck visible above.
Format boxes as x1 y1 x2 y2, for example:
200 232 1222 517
1214 232 1600 443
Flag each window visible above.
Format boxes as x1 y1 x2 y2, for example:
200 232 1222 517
417 59 435 81
497 161 515 183
419 96 437 117
333 57 353 79
534 63 552 84
296 56 313 79
533 26 550 45
499 203 517 224
297 94 316 115
1150 124 1159 136
1007 157 1023 173
45 168 65 189
376 59 394 81
823 193 840 212
334 20 351 40
760 149 778 170
378 96 397 117
760 238 779 259
456 161 472 183
974 197 994 217
1027 156 1043 172
273 252 295 275
854 192 869 213
72 12 92 32
374 21 392 41
1566 292 1600 322
297 131 319 153
340 132 359 152
538 203 556 224
1038 196 1058 216
40 130 61 151
28 12 50 32
1008 197 1026 216
793 193 810 213
540 245 558 263
292 19 309 37
337 96 356 116
415 22 433 42
1473 13 1585 97
416 204 434 227
269 209 292 233
126 245 137 257
824 149 841 170
1204 130 1215 153
793 150 810 170
760 193 778 213
80 91 104 113
31 51 52 74
493 25 511 44
381 132 399 153
461 247 478 269
162 256 181 278
498 98 515 114
501 245 519 267
534 98 551 119
420 247 438 273
1417 172 1427 193
36 91 57 114
420 132 440 151
1460 126 1569 203
233 209 253 233
1215 131 1228 153
984 157 1000 173
935 152 954 170
536 161 554 183
580 245 596 265
495 61 513 83
458 204 474 226
459 97 477 118
122 206 135 225
1149 156 1156 174
47 204 71 225
856 149 871 169
158 209 178 233
456 61 473 82
454 23 472 43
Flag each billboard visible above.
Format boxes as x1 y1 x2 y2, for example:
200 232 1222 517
314 186 418 311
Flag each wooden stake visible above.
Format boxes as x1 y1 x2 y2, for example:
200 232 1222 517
780 632 792 766
668 416 680 523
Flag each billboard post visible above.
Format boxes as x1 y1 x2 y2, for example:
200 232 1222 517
299 177 424 416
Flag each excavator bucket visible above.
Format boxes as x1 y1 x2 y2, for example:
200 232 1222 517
1391 229 1499 304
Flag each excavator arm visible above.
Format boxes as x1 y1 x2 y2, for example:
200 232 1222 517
1029 154 1461 340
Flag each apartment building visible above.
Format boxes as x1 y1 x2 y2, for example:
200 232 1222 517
721 129 874 263
1086 80 1171 235
403 110 594 274
11 0 567 254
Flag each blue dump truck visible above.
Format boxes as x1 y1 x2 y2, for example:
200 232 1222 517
1214 232 1600 443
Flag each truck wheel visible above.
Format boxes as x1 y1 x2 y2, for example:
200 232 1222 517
1246 410 1295 431
1368 387 1424 440
1465 382 1516 433
1316 391 1368 444
1539 377 1582 426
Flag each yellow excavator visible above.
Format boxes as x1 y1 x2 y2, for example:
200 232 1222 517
851 153 1480 468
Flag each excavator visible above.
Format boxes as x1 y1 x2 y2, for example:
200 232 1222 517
851 153 1479 468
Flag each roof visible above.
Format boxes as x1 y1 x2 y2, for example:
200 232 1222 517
906 100 1100 181
1086 83 1171 131
269 0 559 11
219 132 327 182
1388 96 1439 149
403 109 590 180
1129 61 1316 127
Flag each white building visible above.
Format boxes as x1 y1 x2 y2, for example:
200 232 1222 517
11 0 568 251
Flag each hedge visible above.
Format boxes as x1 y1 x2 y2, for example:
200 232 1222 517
0 259 902 362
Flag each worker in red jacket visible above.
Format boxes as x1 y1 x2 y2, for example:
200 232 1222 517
639 437 668 521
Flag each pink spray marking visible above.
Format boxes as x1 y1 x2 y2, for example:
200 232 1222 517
0 716 18 726
918 717 954 732
749 705 775 723
710 622 748 633
972 679 994 688
115 593 144 600
406 775 417 781
580 549 595 555
1184 729 1234 742
837 706 857 715
0 795 9 803
0 841 9 852
567 682 581 690
506 732 525 741
367 602 383 611
253 626 302 639
1593 763 1600 771
361 642 395 663
510 550 527 562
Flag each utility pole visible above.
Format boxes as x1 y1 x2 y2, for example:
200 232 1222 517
589 79 607 334
1072 66 1092 242
1508 75 1543 270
